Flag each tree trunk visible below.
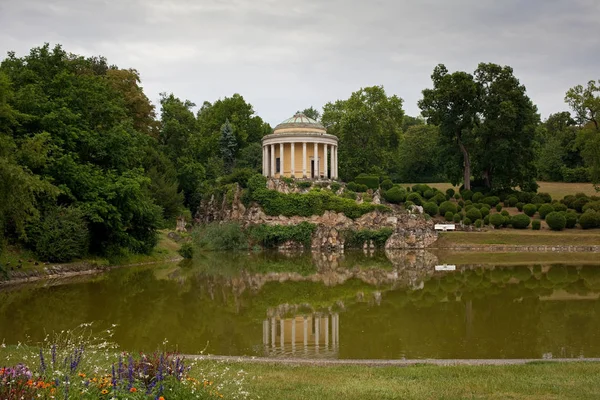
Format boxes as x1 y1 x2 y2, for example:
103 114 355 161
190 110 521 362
483 169 491 189
458 141 471 190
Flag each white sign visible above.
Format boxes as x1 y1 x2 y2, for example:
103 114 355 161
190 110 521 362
435 265 456 271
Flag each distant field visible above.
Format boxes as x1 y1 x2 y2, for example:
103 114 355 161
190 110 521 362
401 182 598 199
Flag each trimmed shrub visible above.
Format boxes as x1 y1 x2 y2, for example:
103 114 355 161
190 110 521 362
404 201 415 209
516 202 524 212
523 204 537 217
439 201 458 215
563 212 578 229
446 188 455 198
482 196 501 206
538 204 555 220
460 189 473 201
464 205 474 212
297 181 313 189
342 190 357 200
380 179 393 191
463 217 472 226
432 193 447 205
545 212 566 231
466 207 483 221
383 186 407 204
552 202 568 212
454 193 460 200
474 219 483 228
507 196 518 207
343 227 394 248
330 182 342 193
495 204 502 212
355 174 380 189
480 207 490 218
445 211 454 222
458 200 465 207
501 210 509 217
248 222 317 248
583 201 600 213
406 192 422 206
517 191 535 204
465 200 473 206
511 214 531 229
579 211 600 229
423 189 435 199
423 202 439 217
572 197 591 212
472 192 484 203
347 182 369 192
532 220 541 230
483 215 490 225
489 213 505 228
453 213 462 223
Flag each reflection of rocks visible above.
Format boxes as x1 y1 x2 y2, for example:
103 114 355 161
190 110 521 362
385 215 438 250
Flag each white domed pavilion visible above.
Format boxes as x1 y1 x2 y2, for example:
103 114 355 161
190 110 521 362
261 113 339 179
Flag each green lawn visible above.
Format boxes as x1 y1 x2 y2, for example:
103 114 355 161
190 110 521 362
197 360 600 400
435 230 600 247
434 251 600 265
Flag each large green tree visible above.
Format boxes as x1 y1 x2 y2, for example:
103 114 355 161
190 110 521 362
397 124 444 182
321 86 404 181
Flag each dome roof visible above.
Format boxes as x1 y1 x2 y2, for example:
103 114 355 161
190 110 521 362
273 113 325 132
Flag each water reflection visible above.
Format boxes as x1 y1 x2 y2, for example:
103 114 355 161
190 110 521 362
2 250 600 359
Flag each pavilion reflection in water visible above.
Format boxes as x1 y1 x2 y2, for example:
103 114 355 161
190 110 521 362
262 313 340 358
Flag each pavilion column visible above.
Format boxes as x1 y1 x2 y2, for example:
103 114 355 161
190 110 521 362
279 143 284 177
291 142 295 177
262 146 267 176
334 146 338 179
324 144 328 179
302 142 307 178
270 144 275 177
313 142 318 178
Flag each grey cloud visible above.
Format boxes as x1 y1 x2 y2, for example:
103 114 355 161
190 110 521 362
1 0 598 125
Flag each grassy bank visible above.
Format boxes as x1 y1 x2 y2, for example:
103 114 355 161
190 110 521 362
435 230 600 247
197 360 600 400
435 251 600 265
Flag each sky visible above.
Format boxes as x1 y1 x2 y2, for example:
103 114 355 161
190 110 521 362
1 0 598 126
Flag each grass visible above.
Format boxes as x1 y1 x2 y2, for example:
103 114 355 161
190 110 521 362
434 230 600 247
195 360 600 400
401 181 598 200
434 251 600 265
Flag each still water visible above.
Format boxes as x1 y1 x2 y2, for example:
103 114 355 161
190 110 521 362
2 251 600 360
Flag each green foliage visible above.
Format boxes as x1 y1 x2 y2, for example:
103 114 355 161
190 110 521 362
506 196 518 207
219 119 237 174
489 213 505 228
444 211 454 221
297 181 313 189
453 213 462 223
406 192 422 206
516 202 525 212
355 174 380 189
532 219 541 230
178 242 193 259
343 228 394 248
221 168 256 188
563 211 578 229
480 206 490 218
383 187 407 204
523 204 537 217
483 215 490 225
423 202 439 217
439 201 458 215
446 188 455 198
537 204 555 220
474 219 483 228
346 182 369 192
583 201 600 213
501 210 510 217
510 214 531 229
463 217 472 226
247 222 316 248
25 206 89 262
461 189 473 201
193 222 248 250
397 124 445 182
579 211 600 229
495 204 503 212
545 212 567 231
466 208 482 221
330 182 342 192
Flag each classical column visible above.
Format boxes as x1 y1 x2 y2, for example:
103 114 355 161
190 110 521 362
279 143 284 177
313 142 318 178
302 142 307 178
334 146 338 179
291 318 296 353
325 316 329 349
280 319 285 349
303 316 308 347
323 144 328 179
262 146 266 176
271 318 276 348
270 144 275 177
263 320 269 345
291 142 295 177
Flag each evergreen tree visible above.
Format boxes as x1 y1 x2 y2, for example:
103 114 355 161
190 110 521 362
219 119 237 174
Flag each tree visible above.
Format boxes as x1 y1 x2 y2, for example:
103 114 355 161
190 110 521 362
297 106 321 120
321 86 404 181
565 80 600 189
219 119 237 174
419 65 479 189
398 124 444 182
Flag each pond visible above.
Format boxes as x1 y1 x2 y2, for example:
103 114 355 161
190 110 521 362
2 250 600 360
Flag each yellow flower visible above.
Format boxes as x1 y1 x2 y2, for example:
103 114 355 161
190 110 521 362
101 389 109 395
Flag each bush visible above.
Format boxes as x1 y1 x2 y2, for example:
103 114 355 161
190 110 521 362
383 186 407 204
343 228 394 248
454 193 460 200
480 206 490 218
523 204 537 217
445 211 454 222
446 188 455 198
355 174 380 189
563 211 578 229
412 184 431 195
178 242 193 259
532 219 541 230
380 179 393 191
516 202 524 212
342 190 357 200
248 222 317 248
221 168 256 188
506 196 518 207
423 202 439 217
572 197 591 212
495 204 502 212
517 191 535 204
406 192 422 206
347 182 368 192
26 206 90 262
423 189 435 199
463 217 472 226
453 213 462 223
475 219 483 228
482 196 501 206
552 202 568 212
501 210 509 217
193 222 248 250
461 189 473 201
489 213 505 228
579 211 600 229
537 204 555 219
330 182 342 192
483 215 490 225
472 192 484 203
583 201 600 213
404 200 414 209
466 207 482 221
511 214 531 229
432 193 446 205
439 201 458 215
297 181 313 189
562 166 591 182
545 212 566 231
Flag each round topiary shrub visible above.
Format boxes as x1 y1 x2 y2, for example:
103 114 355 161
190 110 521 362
563 212 578 229
381 179 393 191
432 193 446 205
523 204 537 217
463 217 472 226
552 202 568 212
532 219 541 230
480 206 490 218
516 202 524 212
466 207 482 221
572 197 590 213
404 200 415 209
454 193 460 200
511 214 531 229
537 204 555 220
507 196 518 207
453 213 462 223
446 188 455 198
472 192 484 203
501 210 509 217
579 211 600 229
423 201 439 217
483 215 490 225
496 204 503 212
461 189 473 201
458 200 465 207
482 196 501 207
423 189 435 199
545 211 566 231
406 192 422 206
465 204 474 212
475 219 483 228
383 186 407 204
445 211 454 222
439 201 458 215
489 213 505 228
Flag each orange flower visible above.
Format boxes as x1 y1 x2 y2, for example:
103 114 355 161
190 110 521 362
101 389 109 394
158 397 165 400
78 372 86 378
26 379 34 386
129 387 137 393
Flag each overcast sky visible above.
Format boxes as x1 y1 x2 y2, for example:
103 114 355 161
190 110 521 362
1 0 598 126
